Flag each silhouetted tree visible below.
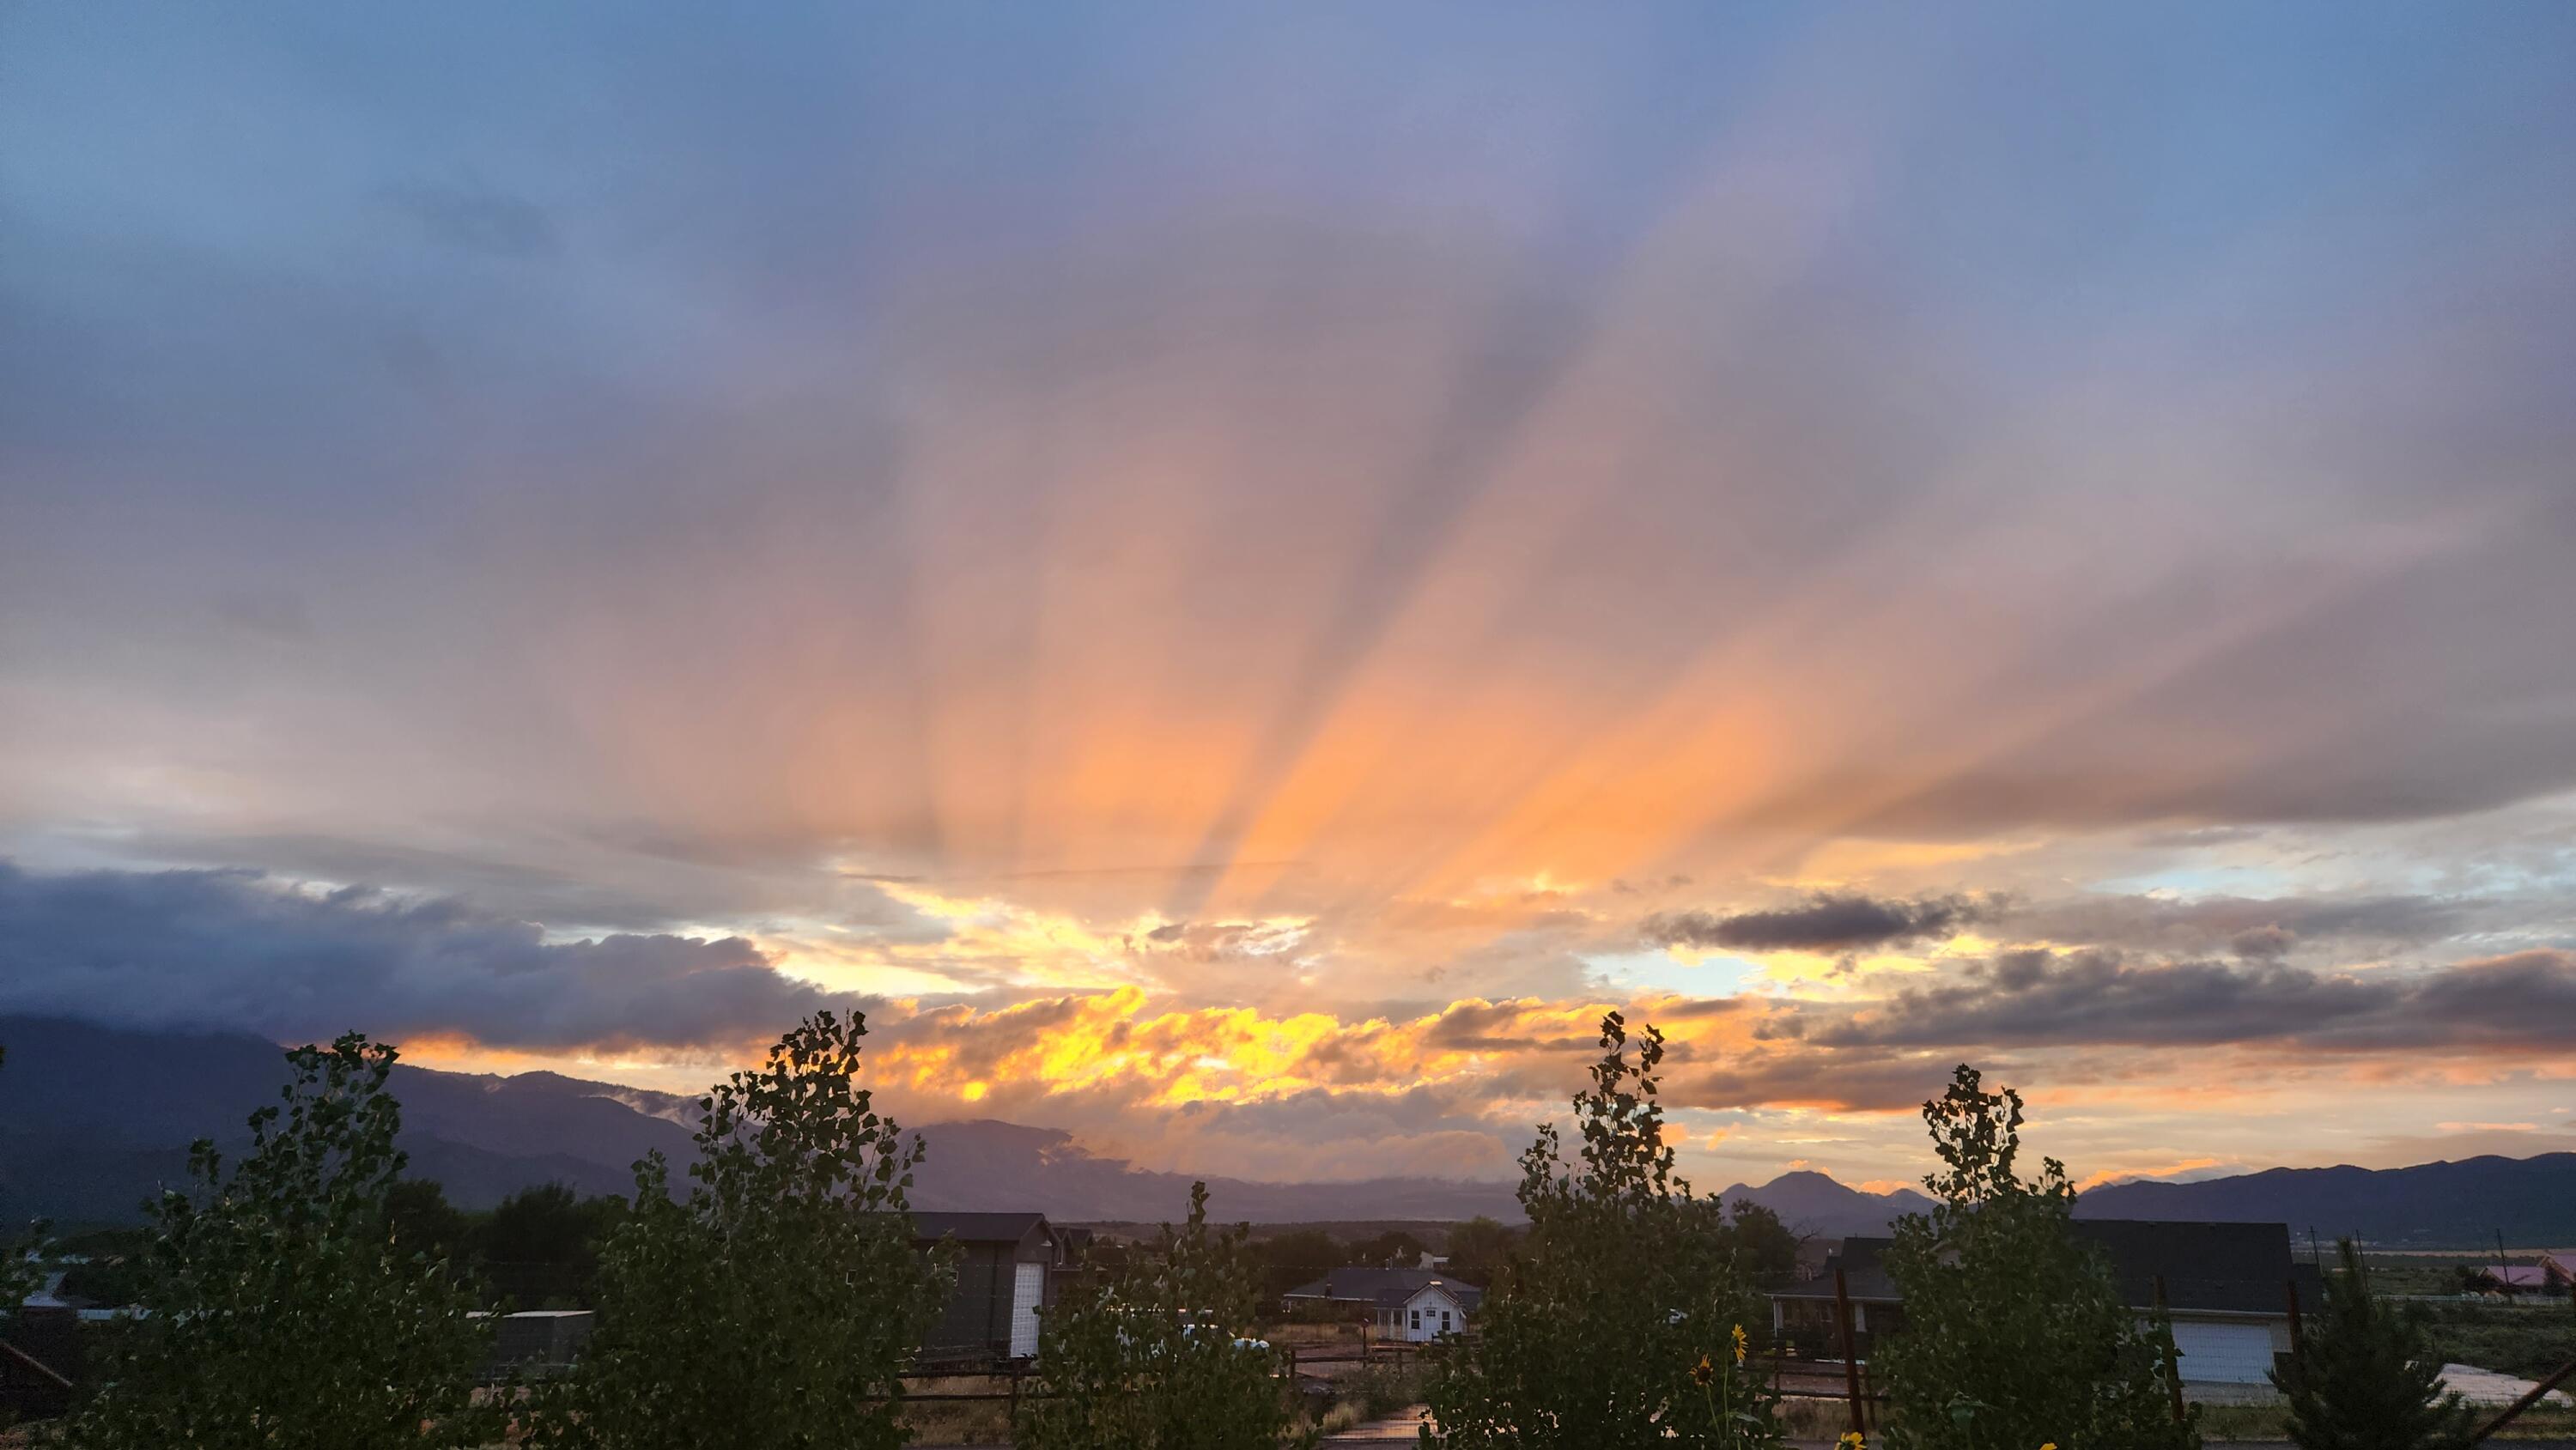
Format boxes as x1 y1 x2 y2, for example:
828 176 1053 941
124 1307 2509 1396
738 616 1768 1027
1016 1181 1309 1450
1441 1216 1520 1289
524 1011 944 1450
1348 1228 1429 1268
1424 1014 1782 1448
1254 1227 1346 1301
2273 1239 2476 1450
478 1180 624 1306
1724 1200 1798 1280
382 1177 474 1267
1877 1065 2194 1450
67 1034 497 1449
0 1043 50 1432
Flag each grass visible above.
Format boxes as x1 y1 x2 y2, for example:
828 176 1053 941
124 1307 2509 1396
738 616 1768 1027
891 1374 1017 1447
2197 1401 2576 1441
2417 1300 2576 1380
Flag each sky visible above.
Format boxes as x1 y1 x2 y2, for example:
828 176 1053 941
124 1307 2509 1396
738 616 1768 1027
3 2 2574 1195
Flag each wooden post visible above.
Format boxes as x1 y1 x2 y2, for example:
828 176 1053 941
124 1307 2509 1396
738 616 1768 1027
2470 1355 2576 1443
2153 1274 2186 1424
2284 1277 2305 1360
1834 1265 1865 1438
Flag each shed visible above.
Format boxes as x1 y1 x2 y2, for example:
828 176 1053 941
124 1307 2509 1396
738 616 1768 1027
913 1210 1060 1363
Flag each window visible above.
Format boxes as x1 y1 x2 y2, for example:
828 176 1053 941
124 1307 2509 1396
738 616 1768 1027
1410 1309 1421 1329
1440 1310 1452 1331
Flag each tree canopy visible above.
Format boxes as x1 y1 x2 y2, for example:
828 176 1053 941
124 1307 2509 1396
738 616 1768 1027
64 1033 498 1450
1423 1013 1782 1449
1876 1065 2195 1450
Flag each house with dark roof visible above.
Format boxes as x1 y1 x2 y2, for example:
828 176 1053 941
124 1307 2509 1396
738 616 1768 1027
2471 1253 2572 1295
1766 1221 2322 1398
911 1211 1065 1364
1279 1266 1482 1342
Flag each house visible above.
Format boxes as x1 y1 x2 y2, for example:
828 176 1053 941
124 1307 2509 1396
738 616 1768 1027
1279 1266 1482 1342
912 1210 1063 1363
2473 1253 2573 1295
1767 1221 2322 1398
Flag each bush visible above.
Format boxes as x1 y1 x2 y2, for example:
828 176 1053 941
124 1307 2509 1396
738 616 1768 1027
525 1010 945 1450
1422 1012 1783 1449
2273 1240 2476 1450
1014 1180 1310 1450
64 1033 497 1450
1877 1065 2194 1450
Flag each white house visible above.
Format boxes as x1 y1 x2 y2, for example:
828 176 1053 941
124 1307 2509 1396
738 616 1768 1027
1280 1266 1483 1343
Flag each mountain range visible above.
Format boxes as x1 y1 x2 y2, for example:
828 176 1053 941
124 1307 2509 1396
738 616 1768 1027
0 1016 1517 1226
3 1016 2568 1245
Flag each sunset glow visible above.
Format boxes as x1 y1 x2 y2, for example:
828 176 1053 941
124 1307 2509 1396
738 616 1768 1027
4 2 2574 1192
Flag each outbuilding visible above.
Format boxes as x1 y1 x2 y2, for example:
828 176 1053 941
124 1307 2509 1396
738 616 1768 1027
912 1211 1061 1364
1766 1220 2322 1403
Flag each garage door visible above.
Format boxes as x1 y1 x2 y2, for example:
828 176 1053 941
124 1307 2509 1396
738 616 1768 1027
2170 1319 2277 1384
1010 1261 1046 1359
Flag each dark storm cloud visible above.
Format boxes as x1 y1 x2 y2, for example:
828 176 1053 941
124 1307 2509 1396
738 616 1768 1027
0 859 871 1052
1642 893 2002 955
1809 947 2576 1053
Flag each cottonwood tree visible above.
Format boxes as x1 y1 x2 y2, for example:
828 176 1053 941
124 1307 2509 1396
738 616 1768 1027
1015 1180 1309 1450
1878 1065 2195 1450
2272 1239 2475 1450
1423 1013 1783 1449
526 1011 945 1450
65 1034 497 1450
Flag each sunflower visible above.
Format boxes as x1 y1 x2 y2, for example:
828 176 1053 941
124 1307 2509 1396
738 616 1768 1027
1731 1323 1748 1366
1692 1353 1715 1387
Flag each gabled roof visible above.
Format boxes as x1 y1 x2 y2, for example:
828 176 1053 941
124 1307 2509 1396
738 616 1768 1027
1771 1220 2305 1316
910 1211 1050 1247
1281 1266 1484 1311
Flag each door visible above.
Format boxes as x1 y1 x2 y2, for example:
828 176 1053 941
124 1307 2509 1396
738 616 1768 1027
1010 1261 1046 1358
2167 1319 2278 1384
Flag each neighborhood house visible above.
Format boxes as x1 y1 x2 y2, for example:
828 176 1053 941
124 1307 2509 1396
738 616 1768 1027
1280 1266 1482 1342
1767 1220 2322 1401
2472 1253 2573 1295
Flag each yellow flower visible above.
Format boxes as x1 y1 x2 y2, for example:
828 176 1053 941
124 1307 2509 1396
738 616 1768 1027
1838 1433 1866 1450
1731 1323 1748 1366
1692 1353 1715 1386
2040 1443 2057 1450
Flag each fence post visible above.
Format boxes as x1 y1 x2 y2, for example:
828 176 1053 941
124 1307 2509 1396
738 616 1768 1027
1834 1265 1865 1438
2153 1274 2186 1424
2284 1277 2305 1360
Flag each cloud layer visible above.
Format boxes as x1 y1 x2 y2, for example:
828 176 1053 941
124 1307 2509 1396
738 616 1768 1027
0 861 866 1053
3 3 2574 1186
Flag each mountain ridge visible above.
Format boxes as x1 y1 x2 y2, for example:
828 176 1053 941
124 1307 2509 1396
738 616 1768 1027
4 1016 2568 1243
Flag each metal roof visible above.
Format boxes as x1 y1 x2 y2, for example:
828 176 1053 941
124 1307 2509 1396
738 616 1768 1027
1770 1220 2308 1316
909 1211 1051 1246
1281 1266 1485 1311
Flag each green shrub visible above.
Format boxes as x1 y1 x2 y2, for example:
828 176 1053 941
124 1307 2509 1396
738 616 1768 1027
1422 1012 1783 1449
1014 1181 1310 1450
64 1034 497 1450
525 1010 945 1450
1877 1065 2195 1450
2273 1240 2476 1450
